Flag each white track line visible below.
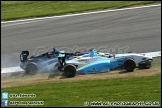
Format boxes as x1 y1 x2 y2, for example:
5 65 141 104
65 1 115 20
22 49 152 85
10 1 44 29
1 4 161 25
1 66 24 73
139 51 161 58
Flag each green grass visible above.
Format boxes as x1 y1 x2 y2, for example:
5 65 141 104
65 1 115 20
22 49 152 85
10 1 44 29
1 74 161 107
152 56 161 68
1 1 161 21
1 57 161 107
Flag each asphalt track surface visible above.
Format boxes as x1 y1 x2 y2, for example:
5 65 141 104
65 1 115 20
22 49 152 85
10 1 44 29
1 5 161 68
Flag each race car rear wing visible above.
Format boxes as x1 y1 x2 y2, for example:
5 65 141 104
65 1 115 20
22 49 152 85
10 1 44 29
20 51 29 63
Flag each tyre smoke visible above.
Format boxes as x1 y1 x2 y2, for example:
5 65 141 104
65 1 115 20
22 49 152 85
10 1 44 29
1 52 21 68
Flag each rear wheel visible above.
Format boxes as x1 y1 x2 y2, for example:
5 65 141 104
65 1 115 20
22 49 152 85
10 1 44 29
25 63 38 75
124 59 136 72
63 64 76 77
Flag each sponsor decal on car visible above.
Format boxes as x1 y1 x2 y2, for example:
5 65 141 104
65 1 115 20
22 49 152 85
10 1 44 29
78 59 90 63
77 70 84 74
87 68 102 73
77 56 81 60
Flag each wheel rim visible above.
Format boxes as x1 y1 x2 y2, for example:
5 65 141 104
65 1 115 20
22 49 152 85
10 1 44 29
124 60 135 70
66 67 74 76
126 61 134 68
64 65 76 77
26 64 37 74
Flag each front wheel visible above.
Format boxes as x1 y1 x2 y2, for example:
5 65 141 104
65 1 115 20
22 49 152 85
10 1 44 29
124 59 136 72
63 64 76 77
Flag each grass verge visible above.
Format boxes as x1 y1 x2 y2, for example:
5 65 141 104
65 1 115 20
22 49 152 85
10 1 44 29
1 57 161 107
1 1 161 21
1 74 161 107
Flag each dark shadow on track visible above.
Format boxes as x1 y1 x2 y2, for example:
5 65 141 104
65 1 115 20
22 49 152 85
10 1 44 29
118 70 134 74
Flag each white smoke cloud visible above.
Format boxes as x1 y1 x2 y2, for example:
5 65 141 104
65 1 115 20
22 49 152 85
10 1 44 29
1 52 21 68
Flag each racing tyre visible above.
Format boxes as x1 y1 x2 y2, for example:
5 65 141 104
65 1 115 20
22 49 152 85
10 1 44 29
25 62 38 75
124 59 136 72
63 64 76 77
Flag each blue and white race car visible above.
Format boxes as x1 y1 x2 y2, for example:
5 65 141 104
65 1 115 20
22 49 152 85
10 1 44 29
58 50 153 77
20 47 153 77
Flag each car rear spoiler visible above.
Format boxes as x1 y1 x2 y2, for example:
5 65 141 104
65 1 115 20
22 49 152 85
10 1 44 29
20 51 29 63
